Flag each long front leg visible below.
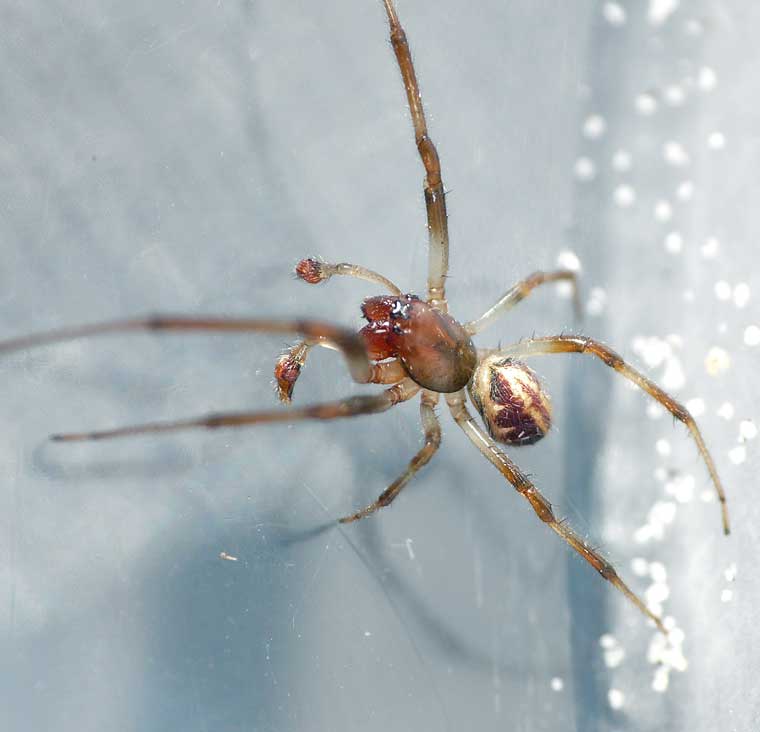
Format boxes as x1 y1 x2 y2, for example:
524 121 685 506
0 315 374 385
465 270 582 336
484 335 730 535
51 379 420 442
445 391 666 633
382 0 449 310
340 391 441 523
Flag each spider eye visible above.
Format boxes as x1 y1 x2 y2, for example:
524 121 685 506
469 356 552 446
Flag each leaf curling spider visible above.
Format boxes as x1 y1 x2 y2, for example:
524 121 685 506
0 0 729 635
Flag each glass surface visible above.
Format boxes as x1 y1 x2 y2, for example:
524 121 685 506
2 2 755 730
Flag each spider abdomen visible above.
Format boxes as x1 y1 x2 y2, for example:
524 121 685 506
468 356 552 445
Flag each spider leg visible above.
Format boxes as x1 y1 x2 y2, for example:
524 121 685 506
51 379 420 442
295 258 402 294
465 270 582 336
485 335 730 535
340 391 441 523
382 0 449 310
445 390 666 633
0 315 374 384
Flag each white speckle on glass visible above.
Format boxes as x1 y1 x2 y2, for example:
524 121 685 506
574 156 596 181
701 236 720 259
685 398 705 417
654 200 673 222
676 180 694 201
612 149 633 172
583 114 607 139
721 589 733 603
698 66 717 91
705 347 730 376
664 85 686 107
733 283 750 308
607 688 625 710
649 561 667 583
603 2 627 25
728 445 746 465
739 420 757 441
717 402 735 420
708 131 726 150
714 280 731 300
684 18 705 37
665 474 695 503
631 557 649 576
664 231 683 253
662 356 685 389
663 141 690 166
557 250 581 272
648 0 680 26
724 563 738 582
587 287 607 316
652 666 670 692
550 677 564 692
635 92 658 116
613 184 636 207
655 439 671 457
743 325 760 346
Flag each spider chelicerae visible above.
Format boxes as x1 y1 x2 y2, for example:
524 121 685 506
0 0 729 634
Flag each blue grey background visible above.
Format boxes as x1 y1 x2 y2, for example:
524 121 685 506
1 1 757 731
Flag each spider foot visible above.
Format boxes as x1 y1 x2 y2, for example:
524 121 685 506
273 351 302 402
338 505 377 524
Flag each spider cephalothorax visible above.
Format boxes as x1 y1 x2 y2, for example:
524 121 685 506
359 294 477 393
0 0 729 636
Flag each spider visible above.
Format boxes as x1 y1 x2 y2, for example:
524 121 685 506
0 0 729 635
